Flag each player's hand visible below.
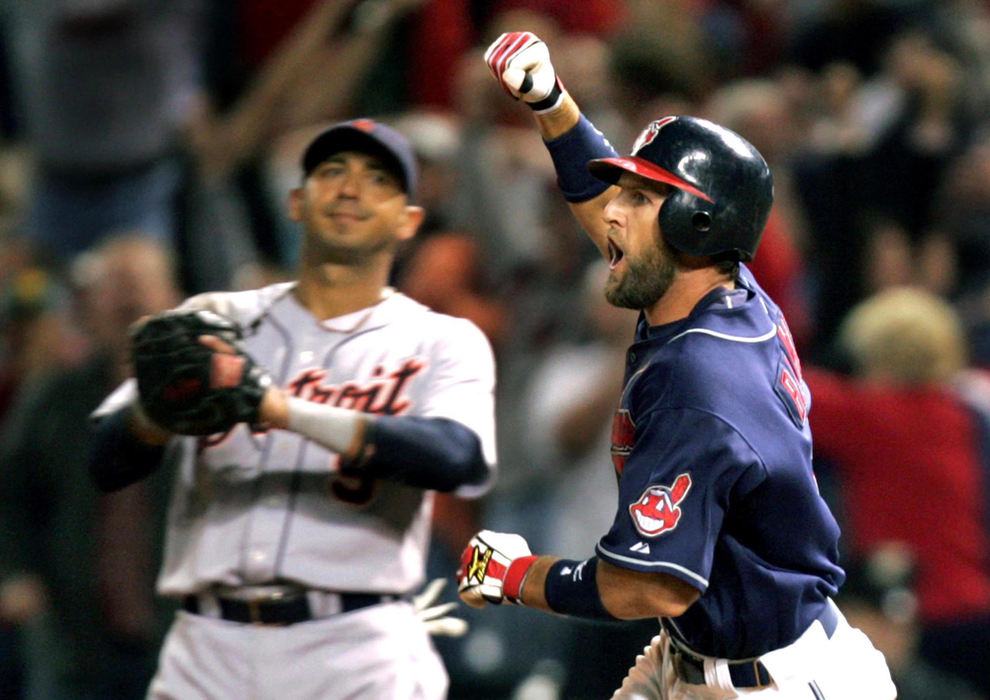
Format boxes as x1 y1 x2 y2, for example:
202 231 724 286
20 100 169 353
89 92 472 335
483 31 564 112
611 635 666 700
412 577 468 637
456 529 538 608
0 574 48 625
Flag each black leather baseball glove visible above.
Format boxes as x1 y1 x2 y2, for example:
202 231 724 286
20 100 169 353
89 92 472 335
131 309 271 435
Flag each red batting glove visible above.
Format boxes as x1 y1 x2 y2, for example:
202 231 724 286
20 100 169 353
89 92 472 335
483 31 565 112
457 530 539 605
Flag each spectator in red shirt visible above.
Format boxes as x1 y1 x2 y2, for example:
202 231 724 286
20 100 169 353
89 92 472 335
806 286 990 695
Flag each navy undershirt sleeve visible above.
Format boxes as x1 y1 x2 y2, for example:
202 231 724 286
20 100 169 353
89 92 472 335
356 416 489 492
89 409 167 492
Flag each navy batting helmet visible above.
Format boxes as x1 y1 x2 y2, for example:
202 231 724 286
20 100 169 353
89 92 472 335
588 116 773 261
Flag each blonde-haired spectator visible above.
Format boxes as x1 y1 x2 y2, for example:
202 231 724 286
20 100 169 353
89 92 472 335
805 286 990 697
840 285 967 385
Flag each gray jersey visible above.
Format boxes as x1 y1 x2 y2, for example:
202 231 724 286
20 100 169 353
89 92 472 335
97 283 496 596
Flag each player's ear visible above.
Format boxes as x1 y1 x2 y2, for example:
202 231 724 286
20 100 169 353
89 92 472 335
395 205 425 243
288 187 304 222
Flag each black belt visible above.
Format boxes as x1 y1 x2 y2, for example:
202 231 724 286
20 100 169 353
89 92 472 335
182 591 395 626
672 602 839 689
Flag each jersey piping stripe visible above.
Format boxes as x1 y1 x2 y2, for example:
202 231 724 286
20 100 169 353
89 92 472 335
667 325 778 345
596 545 709 588
809 681 826 699
248 310 295 579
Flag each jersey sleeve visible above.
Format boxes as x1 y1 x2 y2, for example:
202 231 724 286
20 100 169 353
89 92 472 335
415 317 498 497
596 403 767 593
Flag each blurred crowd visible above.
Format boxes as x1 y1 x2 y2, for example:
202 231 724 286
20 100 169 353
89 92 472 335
1 0 989 698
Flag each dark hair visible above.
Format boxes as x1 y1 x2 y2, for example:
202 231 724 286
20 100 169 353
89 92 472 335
713 254 740 282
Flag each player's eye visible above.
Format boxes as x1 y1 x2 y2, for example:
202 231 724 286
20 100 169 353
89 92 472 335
369 171 390 185
316 162 346 178
625 189 652 206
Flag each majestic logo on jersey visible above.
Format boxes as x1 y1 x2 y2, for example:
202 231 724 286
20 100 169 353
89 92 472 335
632 116 676 154
611 409 635 476
629 473 692 538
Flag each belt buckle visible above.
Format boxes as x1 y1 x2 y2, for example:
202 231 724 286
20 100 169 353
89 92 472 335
752 659 766 689
248 591 285 626
671 649 701 685
247 598 264 625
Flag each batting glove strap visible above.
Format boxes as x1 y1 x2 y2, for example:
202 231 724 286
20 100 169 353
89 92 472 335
528 75 565 114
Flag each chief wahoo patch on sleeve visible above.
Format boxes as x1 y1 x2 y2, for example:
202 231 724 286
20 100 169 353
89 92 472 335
629 473 692 537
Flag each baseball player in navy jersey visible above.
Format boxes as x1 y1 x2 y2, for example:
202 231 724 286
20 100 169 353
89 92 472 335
88 119 496 699
456 32 897 698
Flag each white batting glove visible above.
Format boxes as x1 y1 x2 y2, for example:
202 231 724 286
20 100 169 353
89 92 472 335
411 578 468 637
610 635 665 700
457 529 538 607
483 31 565 113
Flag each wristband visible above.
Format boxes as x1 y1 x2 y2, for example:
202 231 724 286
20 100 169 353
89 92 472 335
544 114 619 202
544 557 618 620
287 397 362 456
503 554 539 603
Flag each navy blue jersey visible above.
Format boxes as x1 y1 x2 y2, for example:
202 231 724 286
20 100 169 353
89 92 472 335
596 265 843 659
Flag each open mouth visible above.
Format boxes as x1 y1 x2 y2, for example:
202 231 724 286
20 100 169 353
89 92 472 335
607 238 625 270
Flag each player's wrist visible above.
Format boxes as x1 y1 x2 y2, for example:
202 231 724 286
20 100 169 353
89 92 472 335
127 402 172 445
285 397 366 460
503 554 539 603
534 91 580 139
259 386 290 429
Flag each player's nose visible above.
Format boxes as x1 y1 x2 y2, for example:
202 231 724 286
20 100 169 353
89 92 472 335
602 198 624 230
336 171 362 197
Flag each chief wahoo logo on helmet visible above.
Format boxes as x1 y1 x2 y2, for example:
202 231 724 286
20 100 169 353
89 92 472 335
631 116 675 153
629 473 692 537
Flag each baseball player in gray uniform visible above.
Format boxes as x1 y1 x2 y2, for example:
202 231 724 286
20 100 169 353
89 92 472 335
89 119 496 699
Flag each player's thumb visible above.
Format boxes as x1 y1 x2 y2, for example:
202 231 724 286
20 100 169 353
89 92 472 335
502 67 529 96
507 66 556 102
458 586 488 610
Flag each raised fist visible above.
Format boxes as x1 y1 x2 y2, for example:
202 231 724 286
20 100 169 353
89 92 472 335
484 31 564 112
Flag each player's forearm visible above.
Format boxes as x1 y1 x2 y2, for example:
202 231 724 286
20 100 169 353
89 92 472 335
89 408 169 492
488 33 616 253
532 91 581 140
533 94 617 255
270 393 490 492
518 555 698 620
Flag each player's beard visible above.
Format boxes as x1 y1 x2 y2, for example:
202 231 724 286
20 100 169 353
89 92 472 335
605 233 677 310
